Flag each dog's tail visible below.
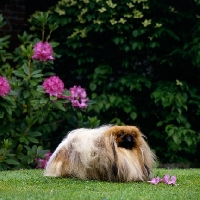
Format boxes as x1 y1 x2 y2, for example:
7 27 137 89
44 148 68 177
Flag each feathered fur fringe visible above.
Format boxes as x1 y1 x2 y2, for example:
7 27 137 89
44 125 156 182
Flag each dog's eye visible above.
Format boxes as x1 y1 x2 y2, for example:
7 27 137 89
117 132 124 138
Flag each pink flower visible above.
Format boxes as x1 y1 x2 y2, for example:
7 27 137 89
147 174 177 186
160 174 170 184
36 151 52 169
43 76 64 97
0 76 11 96
160 174 177 185
32 41 54 62
147 177 160 185
66 85 88 108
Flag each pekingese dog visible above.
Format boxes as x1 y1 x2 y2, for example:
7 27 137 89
44 125 156 182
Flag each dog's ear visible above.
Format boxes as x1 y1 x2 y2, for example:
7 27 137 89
139 135 157 178
144 164 150 177
111 141 118 177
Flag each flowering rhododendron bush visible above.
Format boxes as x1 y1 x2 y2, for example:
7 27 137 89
0 13 99 170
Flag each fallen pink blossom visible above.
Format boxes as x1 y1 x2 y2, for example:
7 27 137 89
147 174 177 186
147 177 160 185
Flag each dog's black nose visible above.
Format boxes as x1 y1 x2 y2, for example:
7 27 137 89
118 135 135 149
124 135 132 143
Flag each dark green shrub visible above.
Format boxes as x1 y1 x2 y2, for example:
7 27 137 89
28 0 200 165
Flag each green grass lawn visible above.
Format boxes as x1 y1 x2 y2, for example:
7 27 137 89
0 168 199 200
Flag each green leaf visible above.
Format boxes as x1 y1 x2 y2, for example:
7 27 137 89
0 148 4 155
124 45 130 52
131 42 138 50
130 112 137 120
62 90 71 96
172 135 181 145
27 131 42 137
50 41 59 47
30 80 38 86
31 69 42 76
132 30 139 37
22 63 29 75
109 95 115 103
19 136 27 143
23 90 30 99
0 110 4 118
53 102 66 111
0 35 10 41
50 96 57 101
89 82 97 91
36 146 43 155
32 74 43 78
27 136 39 143
40 99 48 104
157 121 163 127
16 144 23 152
32 145 37 153
37 85 45 93
13 70 26 78
124 107 131 113
87 100 96 105
31 89 40 97
113 37 124 45
105 103 110 109
184 136 193 146
5 106 12 115
149 42 159 48
94 105 100 113
43 72 55 76
21 122 27 132
4 159 20 165
167 129 175 137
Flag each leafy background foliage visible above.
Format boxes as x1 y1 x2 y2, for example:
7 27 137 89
37 0 199 165
0 0 200 170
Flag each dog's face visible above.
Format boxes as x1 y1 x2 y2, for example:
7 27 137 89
105 126 153 179
107 126 142 150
